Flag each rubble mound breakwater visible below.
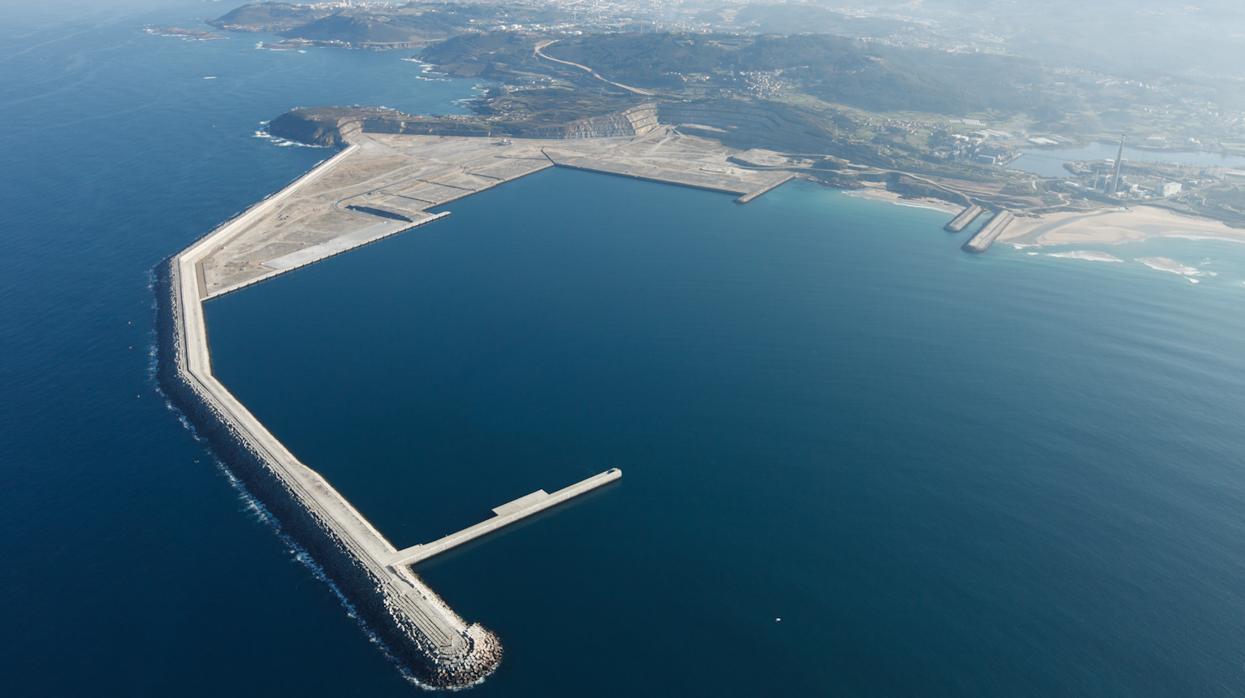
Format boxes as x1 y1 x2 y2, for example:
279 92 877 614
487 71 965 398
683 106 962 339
153 151 504 688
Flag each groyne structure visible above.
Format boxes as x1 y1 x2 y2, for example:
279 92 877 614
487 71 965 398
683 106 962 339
962 210 1015 253
944 204 984 232
158 124 803 686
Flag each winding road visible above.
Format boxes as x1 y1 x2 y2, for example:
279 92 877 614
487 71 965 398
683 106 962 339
534 39 655 97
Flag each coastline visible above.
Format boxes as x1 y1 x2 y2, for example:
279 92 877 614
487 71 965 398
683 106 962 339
842 185 964 215
998 205 1245 247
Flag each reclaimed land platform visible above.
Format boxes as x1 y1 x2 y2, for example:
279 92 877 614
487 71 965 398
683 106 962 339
192 127 796 300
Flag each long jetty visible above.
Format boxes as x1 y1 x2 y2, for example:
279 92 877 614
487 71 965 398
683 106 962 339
944 204 983 232
962 210 1014 253
156 144 620 688
389 469 622 567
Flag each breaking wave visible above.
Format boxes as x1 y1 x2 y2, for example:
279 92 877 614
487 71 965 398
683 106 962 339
1046 250 1124 263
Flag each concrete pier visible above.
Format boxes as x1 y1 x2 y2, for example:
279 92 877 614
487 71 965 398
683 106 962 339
962 210 1014 253
736 174 794 203
944 204 983 232
389 469 622 568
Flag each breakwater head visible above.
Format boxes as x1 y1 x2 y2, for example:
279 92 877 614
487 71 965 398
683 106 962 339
962 210 1014 253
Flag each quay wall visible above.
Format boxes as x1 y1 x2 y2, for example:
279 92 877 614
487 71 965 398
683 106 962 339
550 160 746 195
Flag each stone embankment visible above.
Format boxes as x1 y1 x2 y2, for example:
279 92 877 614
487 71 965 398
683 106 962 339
154 149 503 687
962 210 1014 252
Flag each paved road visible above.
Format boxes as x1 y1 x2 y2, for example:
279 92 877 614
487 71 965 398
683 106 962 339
534 40 654 97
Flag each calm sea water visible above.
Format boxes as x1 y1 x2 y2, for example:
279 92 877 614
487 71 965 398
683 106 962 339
6 3 1245 696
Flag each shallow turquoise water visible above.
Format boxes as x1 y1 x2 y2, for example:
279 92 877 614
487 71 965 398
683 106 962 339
207 169 1245 696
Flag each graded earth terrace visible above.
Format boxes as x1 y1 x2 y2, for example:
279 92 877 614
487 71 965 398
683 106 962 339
198 127 792 297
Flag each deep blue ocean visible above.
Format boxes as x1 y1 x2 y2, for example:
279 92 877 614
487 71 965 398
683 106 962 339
6 2 1245 696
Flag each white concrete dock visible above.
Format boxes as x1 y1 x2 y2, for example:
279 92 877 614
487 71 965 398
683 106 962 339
389 469 622 568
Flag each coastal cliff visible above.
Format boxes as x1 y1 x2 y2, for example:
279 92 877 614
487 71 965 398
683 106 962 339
267 104 659 146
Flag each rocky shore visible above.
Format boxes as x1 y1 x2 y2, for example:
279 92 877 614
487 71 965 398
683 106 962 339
267 104 659 147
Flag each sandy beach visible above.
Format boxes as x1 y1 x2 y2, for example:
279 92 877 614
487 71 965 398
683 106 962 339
998 205 1245 247
844 185 964 215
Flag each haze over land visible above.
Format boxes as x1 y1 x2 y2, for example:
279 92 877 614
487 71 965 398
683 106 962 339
194 0 1245 231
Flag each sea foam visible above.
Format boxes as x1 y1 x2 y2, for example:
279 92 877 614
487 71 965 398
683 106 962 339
1046 250 1124 263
